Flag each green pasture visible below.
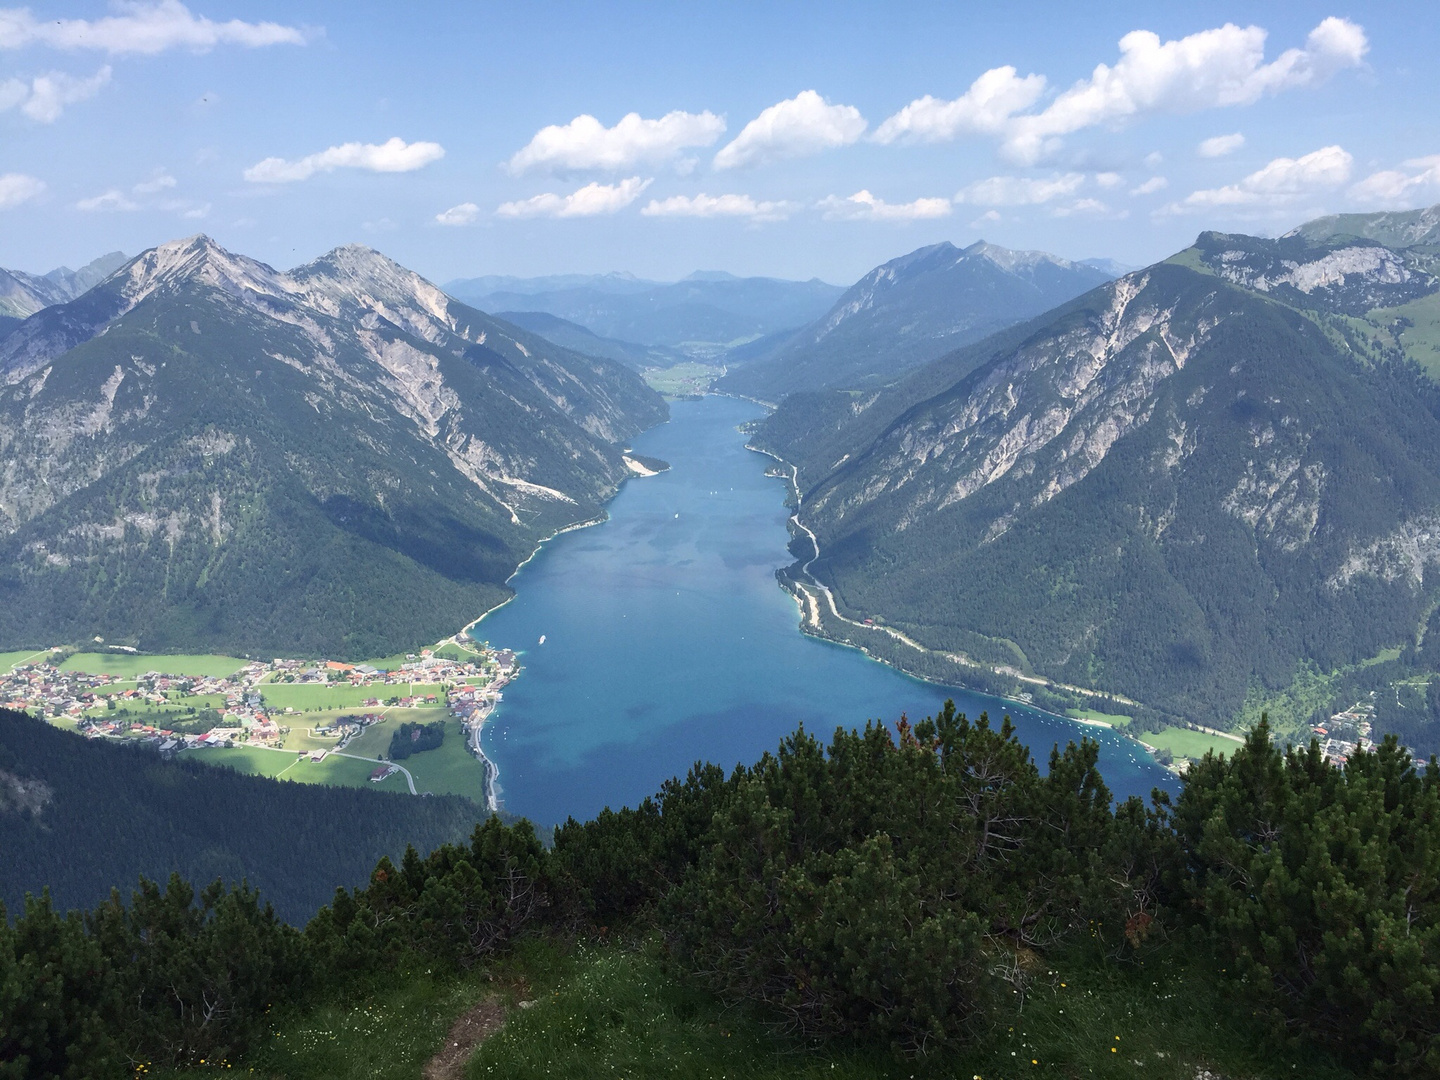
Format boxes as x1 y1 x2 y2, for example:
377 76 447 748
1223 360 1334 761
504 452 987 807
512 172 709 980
1066 707 1132 728
0 649 50 670
1144 726 1244 762
642 361 722 396
259 681 444 712
59 652 248 678
398 719 486 802
200 744 411 793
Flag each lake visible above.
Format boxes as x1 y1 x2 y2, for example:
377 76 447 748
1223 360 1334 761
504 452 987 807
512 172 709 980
476 395 1177 827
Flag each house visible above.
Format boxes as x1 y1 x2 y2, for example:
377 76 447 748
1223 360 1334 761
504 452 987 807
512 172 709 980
369 764 397 782
308 749 328 762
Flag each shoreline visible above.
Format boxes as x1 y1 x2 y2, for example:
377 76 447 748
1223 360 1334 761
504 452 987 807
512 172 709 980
744 431 1169 762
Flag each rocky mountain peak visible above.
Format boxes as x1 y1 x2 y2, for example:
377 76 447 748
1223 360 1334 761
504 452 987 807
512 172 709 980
119 234 291 310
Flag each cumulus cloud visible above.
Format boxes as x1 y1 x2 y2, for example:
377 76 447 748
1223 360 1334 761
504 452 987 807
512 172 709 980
1349 156 1440 206
507 110 725 174
1168 144 1352 211
873 66 1045 144
0 65 110 121
435 202 481 226
0 171 44 208
244 137 445 183
713 90 866 170
496 177 651 219
1131 176 1168 195
132 169 176 194
641 192 796 221
817 189 952 222
77 188 138 212
0 0 308 54
1198 133 1245 157
1002 17 1366 163
954 173 1085 206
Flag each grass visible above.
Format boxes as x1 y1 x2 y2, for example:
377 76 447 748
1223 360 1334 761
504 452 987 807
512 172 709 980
1143 726 1243 762
58 652 248 678
258 681 444 712
397 719 487 802
200 744 412 792
1067 707 1133 728
0 649 50 670
1368 290 1440 381
151 936 1353 1080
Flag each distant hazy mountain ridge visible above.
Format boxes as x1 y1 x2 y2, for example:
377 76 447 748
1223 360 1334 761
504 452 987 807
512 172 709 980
0 251 127 321
0 236 665 657
719 240 1115 402
447 270 844 354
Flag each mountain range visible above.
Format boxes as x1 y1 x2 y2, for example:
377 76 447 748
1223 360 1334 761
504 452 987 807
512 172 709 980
0 251 128 336
445 270 844 355
752 204 1440 732
718 241 1115 402
0 236 665 658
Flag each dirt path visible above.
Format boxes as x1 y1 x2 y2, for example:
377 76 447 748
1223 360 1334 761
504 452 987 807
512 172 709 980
422 997 507 1080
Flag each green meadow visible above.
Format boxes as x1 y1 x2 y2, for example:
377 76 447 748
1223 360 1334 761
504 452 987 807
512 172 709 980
59 652 248 678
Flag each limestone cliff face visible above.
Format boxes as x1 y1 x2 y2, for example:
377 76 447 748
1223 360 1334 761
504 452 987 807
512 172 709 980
0 236 666 657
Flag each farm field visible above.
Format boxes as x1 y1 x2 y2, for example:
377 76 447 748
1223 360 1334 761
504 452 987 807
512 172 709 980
0 650 50 670
1143 726 1244 761
202 744 414 794
59 652 248 678
258 682 444 712
393 719 487 802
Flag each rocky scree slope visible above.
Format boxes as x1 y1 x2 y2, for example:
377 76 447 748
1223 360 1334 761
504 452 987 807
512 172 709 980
0 235 666 658
752 212 1440 727
719 240 1114 403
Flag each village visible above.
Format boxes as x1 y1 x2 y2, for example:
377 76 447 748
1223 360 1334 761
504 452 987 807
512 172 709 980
1311 700 1374 765
0 636 519 799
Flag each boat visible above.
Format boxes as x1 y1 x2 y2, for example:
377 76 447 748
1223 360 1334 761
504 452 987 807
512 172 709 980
538 634 546 645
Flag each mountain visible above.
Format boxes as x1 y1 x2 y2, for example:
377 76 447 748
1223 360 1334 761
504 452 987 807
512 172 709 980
446 270 655 298
0 251 128 320
0 235 666 658
718 241 1115 402
750 206 1440 730
446 272 844 356
0 707 481 923
1288 203 1440 249
494 309 681 369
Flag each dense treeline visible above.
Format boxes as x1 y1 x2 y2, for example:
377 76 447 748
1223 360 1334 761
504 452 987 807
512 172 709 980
387 719 444 760
4 704 1438 1075
0 708 483 925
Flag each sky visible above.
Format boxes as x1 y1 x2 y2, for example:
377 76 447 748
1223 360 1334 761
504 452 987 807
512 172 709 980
1 0 1437 287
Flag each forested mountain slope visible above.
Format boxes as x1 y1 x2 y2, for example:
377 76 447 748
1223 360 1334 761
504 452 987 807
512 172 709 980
751 208 1440 728
719 240 1113 402
0 236 666 658
0 707 482 923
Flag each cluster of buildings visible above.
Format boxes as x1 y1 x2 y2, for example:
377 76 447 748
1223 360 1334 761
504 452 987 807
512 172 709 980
1312 703 1373 764
2 637 516 762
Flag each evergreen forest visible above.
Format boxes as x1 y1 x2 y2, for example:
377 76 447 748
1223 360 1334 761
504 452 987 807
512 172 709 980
3 701 1436 1078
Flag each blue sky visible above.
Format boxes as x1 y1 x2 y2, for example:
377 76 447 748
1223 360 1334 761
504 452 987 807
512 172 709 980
1 1 1437 285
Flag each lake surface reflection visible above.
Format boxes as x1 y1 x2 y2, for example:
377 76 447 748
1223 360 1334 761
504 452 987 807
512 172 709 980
477 396 1177 827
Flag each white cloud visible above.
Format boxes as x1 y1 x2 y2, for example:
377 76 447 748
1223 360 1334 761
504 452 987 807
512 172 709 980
1131 176 1168 195
244 137 445 183
507 110 725 174
1052 198 1118 218
969 208 1002 228
954 172 1085 206
0 171 44 208
1348 156 1440 206
713 90 866 169
1095 172 1123 188
817 189 952 222
435 202 481 226
1002 17 1367 163
1169 144 1352 211
1198 133 1245 158
873 66 1045 144
641 192 796 221
132 170 176 194
77 189 138 212
182 203 209 219
1144 151 1164 168
0 1 308 54
0 65 110 121
496 177 652 219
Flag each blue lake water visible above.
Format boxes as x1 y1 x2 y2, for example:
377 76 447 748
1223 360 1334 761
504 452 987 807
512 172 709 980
476 395 1177 827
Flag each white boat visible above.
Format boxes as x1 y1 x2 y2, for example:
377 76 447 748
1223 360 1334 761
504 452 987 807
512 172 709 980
538 634 546 645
